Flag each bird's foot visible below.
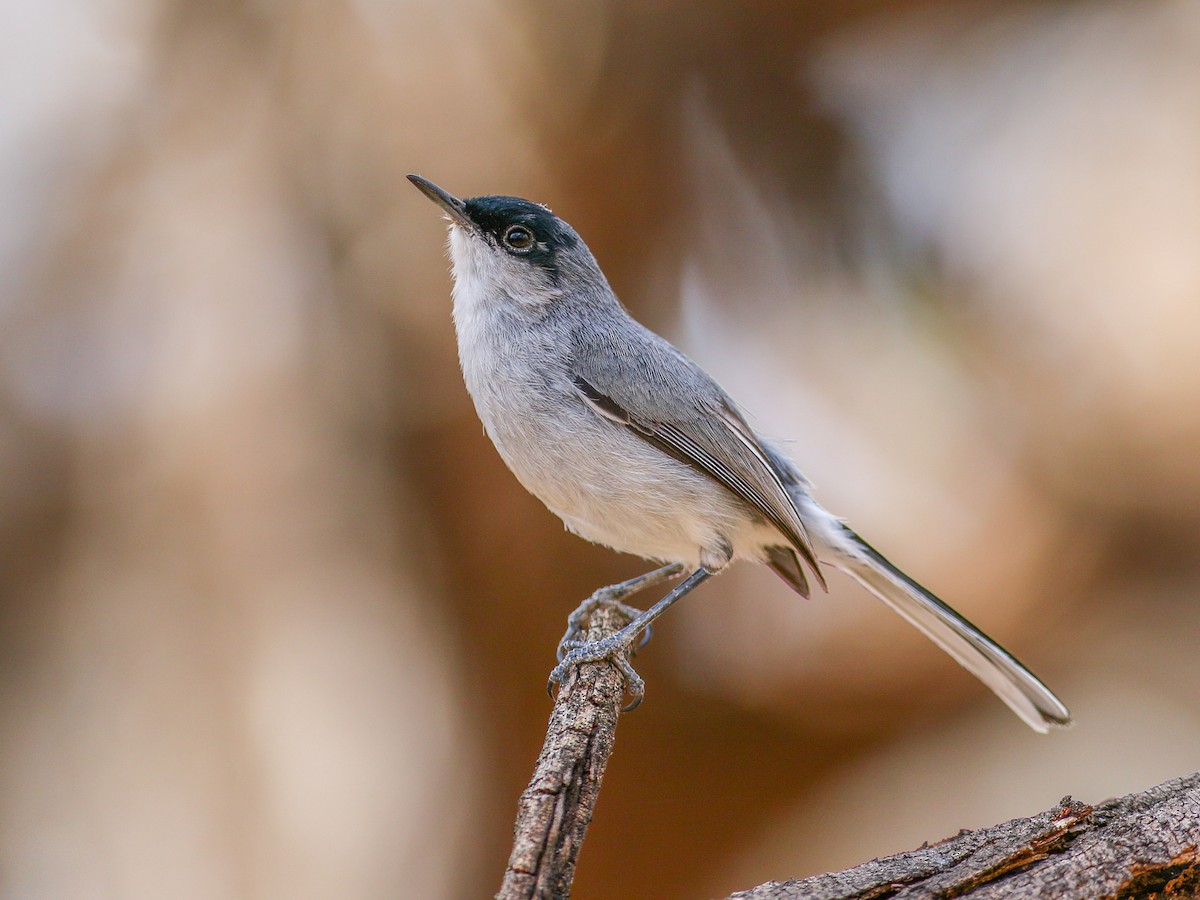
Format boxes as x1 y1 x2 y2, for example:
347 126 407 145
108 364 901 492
555 589 649 663
555 564 682 661
548 564 686 711
548 628 647 712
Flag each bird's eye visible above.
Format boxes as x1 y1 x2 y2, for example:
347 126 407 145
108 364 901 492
503 224 534 251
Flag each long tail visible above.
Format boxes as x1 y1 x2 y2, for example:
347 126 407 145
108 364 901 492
831 525 1071 733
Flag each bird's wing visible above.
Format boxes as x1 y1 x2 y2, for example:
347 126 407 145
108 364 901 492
570 335 825 591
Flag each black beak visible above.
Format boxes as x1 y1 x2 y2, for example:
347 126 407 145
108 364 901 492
407 175 474 230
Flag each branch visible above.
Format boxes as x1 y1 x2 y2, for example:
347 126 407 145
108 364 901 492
496 599 632 900
494 588 1199 900
726 771 1200 899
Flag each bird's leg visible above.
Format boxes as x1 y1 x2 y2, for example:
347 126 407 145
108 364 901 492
556 563 684 661
549 567 713 711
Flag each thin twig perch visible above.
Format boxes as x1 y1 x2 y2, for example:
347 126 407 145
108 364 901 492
496 597 635 900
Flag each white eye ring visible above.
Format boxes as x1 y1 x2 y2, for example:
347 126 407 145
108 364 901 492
503 224 535 251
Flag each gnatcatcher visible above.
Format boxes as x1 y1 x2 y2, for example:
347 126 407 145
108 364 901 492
408 174 1070 732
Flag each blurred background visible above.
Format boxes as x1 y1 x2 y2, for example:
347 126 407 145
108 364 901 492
2 0 1199 897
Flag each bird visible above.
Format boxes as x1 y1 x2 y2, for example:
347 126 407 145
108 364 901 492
407 173 1071 732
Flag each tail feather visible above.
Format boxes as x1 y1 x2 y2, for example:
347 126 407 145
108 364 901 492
833 528 1071 733
766 545 811 598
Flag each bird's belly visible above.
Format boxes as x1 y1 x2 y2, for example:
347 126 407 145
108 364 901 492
456 322 778 567
486 406 767 567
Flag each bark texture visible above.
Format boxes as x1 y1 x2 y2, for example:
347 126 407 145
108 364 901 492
727 772 1200 899
496 602 632 900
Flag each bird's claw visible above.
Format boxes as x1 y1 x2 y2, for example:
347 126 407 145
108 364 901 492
636 622 653 651
547 633 647 711
620 667 646 712
556 621 652 663
556 595 648 662
549 564 684 707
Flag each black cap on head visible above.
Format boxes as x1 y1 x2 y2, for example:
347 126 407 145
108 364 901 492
409 175 582 278
462 196 578 253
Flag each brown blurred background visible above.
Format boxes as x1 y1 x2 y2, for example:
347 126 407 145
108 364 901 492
3 0 1199 897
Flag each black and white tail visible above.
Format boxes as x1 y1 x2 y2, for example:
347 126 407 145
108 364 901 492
830 525 1071 733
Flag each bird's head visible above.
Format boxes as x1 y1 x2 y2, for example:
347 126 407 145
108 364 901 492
408 174 601 310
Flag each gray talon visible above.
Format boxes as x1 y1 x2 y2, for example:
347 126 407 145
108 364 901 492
548 564 688 710
556 596 647 660
547 631 645 708
555 564 683 663
635 623 653 651
614 657 645 711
